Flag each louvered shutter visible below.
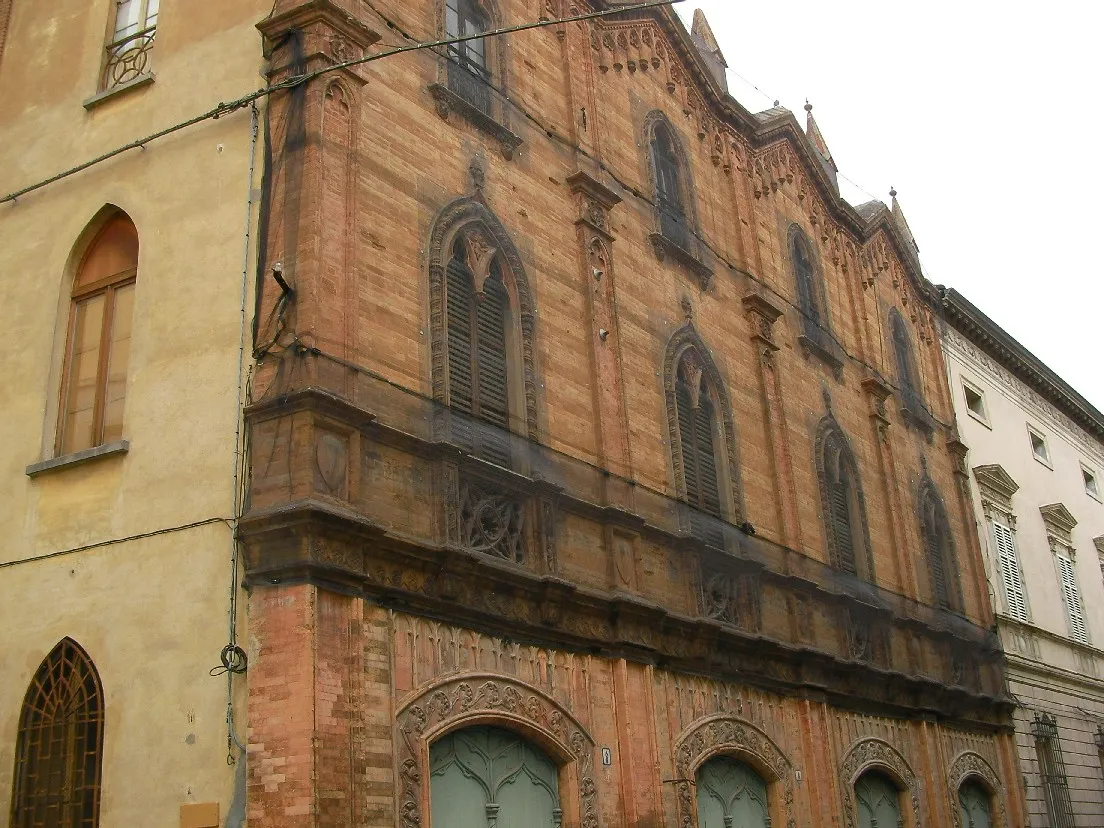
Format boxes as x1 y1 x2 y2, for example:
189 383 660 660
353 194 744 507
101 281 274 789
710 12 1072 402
830 479 857 574
446 256 475 453
473 269 511 467
993 522 1028 622
654 132 689 248
694 401 722 519
793 238 819 324
925 504 950 608
676 380 700 506
1057 554 1088 644
676 375 724 548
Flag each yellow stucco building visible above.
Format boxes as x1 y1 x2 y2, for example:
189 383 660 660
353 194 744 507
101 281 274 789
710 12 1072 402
0 1 268 825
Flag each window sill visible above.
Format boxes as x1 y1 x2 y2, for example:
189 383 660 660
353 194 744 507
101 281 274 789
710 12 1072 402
649 232 713 289
798 328 844 380
965 408 992 430
1032 454 1053 471
26 440 129 477
900 395 936 440
427 82 522 160
83 73 155 110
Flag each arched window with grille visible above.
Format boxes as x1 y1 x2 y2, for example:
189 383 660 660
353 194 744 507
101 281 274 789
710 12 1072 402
430 726 561 828
651 120 690 250
58 211 139 456
815 417 874 580
664 326 744 548
10 639 104 828
444 0 493 115
918 478 960 610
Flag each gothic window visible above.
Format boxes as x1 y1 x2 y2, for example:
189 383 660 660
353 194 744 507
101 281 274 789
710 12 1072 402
10 639 104 828
58 212 139 456
854 772 902 828
430 726 561 828
791 229 821 328
102 0 158 91
445 0 492 115
651 121 690 250
446 235 513 467
816 418 873 580
918 480 960 610
958 781 993 828
1033 713 1076 828
664 328 744 549
695 756 770 828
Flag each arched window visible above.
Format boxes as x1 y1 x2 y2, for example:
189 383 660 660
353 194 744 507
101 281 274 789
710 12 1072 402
651 121 689 249
446 234 513 467
675 355 722 522
696 756 770 828
816 418 873 579
918 480 959 610
445 0 492 115
10 639 104 828
791 229 821 327
58 212 139 456
959 780 994 828
890 309 920 401
855 771 902 828
430 726 561 828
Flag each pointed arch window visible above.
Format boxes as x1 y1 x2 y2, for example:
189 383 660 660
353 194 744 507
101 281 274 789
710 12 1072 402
445 0 492 115
790 226 843 373
652 122 689 250
792 230 821 327
816 419 873 579
696 756 770 828
889 309 933 435
10 639 104 828
675 355 722 522
919 481 960 610
58 213 138 456
854 771 902 828
430 726 561 828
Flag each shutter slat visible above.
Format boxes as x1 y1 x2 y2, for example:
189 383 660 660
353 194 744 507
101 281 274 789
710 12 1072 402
993 522 1029 622
1058 555 1088 644
925 504 950 607
695 402 722 518
473 271 511 467
829 462 857 574
676 380 700 507
446 257 475 453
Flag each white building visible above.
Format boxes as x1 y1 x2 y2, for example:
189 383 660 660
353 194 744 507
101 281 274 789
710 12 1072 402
942 288 1104 827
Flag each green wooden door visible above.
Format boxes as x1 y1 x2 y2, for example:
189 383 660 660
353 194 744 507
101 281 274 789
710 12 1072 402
855 772 901 828
959 781 992 828
430 726 560 828
696 756 769 828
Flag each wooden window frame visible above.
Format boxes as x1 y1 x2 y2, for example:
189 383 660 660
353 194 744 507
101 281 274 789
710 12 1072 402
56 219 138 457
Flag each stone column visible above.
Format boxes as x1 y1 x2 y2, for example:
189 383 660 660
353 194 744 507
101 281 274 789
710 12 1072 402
742 292 801 549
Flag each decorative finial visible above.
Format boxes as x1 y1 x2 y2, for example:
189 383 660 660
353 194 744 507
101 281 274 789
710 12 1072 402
469 159 485 194
681 295 694 322
889 186 897 199
804 99 813 113
822 385 833 413
773 100 780 107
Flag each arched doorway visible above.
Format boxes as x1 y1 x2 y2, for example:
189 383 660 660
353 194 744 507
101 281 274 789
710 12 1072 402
959 780 993 828
429 725 561 828
855 771 901 828
696 755 770 828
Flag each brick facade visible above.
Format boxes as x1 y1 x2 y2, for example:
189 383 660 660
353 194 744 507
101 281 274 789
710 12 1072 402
242 1 1024 825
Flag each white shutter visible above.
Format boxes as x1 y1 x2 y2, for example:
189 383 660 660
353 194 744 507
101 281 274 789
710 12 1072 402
1057 554 1089 645
993 522 1029 623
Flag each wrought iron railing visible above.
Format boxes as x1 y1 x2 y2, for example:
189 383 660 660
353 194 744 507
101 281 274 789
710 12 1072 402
1033 713 1077 828
102 26 156 90
447 61 492 118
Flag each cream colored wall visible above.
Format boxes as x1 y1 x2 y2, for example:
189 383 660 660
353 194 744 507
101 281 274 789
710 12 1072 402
944 328 1104 649
0 0 267 824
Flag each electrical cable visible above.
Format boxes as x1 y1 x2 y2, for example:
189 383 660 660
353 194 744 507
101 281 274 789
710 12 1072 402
0 517 234 570
0 0 684 205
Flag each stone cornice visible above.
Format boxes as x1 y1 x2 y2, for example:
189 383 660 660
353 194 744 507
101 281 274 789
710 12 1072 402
257 0 381 49
942 287 1104 440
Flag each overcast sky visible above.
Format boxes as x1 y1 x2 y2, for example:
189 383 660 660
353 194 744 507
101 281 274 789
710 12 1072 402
674 2 1104 411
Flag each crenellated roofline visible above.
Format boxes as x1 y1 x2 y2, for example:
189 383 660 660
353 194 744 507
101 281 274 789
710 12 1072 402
591 1 939 312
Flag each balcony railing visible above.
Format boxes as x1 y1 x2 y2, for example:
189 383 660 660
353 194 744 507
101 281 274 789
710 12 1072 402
103 26 156 90
447 61 492 119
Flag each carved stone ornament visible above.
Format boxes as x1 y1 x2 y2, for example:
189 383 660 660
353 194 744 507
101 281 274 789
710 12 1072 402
839 738 921 828
673 715 796 828
973 464 1018 519
1040 502 1078 547
459 479 525 564
397 673 600 828
700 571 761 632
948 751 1007 828
314 432 348 498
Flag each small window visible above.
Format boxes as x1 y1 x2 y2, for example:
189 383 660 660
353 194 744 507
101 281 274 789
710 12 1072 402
1084 466 1100 501
445 0 491 115
103 0 158 91
962 381 988 423
1029 427 1051 467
